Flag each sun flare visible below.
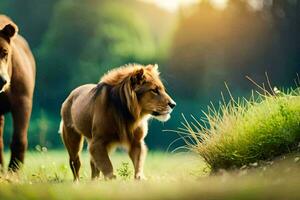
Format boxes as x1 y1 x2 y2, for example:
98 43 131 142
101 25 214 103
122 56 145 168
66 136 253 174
140 0 229 12
210 0 229 9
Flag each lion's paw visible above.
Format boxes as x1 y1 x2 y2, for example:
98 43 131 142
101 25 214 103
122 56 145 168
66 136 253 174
135 173 147 181
105 173 116 180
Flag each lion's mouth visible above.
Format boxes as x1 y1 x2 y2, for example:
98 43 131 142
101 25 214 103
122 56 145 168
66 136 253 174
152 111 160 116
0 83 10 93
151 110 172 122
152 111 170 116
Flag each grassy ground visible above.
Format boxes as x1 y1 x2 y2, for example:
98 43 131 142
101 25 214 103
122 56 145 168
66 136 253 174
0 150 299 200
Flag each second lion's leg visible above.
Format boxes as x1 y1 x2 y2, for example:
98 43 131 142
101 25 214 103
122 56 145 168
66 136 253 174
9 97 32 171
0 115 4 169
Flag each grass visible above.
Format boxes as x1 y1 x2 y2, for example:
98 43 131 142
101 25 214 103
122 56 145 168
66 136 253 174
0 151 299 199
179 86 300 171
0 150 204 183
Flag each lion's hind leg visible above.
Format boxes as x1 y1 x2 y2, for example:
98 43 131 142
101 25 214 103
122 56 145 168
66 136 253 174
61 121 83 181
90 159 100 180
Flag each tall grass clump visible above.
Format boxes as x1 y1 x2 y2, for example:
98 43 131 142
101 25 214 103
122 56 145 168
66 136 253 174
179 84 300 171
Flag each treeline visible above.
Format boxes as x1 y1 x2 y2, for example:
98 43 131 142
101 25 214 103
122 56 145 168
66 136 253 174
0 0 299 149
167 0 300 101
0 0 176 148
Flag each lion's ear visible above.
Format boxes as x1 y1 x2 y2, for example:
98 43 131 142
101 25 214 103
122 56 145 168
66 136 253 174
131 68 145 86
146 64 158 71
2 23 18 39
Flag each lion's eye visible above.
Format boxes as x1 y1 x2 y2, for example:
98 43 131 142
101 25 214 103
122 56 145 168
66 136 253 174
0 50 8 58
151 88 159 95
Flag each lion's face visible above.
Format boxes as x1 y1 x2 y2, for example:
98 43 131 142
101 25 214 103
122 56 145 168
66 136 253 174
132 65 176 122
0 23 17 92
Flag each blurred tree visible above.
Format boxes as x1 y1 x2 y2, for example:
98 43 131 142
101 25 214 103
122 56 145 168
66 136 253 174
271 0 300 84
78 1 156 84
0 0 59 48
37 0 157 112
167 0 299 102
0 1 8 10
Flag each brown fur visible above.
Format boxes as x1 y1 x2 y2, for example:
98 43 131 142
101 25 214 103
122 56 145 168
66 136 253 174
0 15 36 171
60 64 176 180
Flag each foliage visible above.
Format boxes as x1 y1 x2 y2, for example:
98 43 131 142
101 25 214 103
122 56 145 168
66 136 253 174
180 86 300 170
117 162 133 180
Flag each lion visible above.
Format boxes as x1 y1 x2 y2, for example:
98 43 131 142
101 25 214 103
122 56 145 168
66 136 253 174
60 64 176 181
0 15 35 171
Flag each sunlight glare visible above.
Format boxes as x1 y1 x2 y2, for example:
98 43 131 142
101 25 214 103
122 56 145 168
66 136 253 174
210 0 228 9
248 0 264 10
140 0 229 12
141 0 199 12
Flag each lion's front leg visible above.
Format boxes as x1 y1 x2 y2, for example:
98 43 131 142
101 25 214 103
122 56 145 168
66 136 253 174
89 139 116 180
129 140 147 180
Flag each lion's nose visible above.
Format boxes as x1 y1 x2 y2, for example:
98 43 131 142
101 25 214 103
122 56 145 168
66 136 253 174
0 76 7 88
168 100 176 109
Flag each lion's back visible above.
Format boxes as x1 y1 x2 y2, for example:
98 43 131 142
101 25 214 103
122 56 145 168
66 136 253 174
61 84 97 133
14 35 35 73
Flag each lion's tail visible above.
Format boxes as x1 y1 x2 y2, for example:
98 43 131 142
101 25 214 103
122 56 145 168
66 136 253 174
58 120 64 135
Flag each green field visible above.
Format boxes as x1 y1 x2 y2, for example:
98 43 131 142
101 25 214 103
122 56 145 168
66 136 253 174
0 150 299 200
